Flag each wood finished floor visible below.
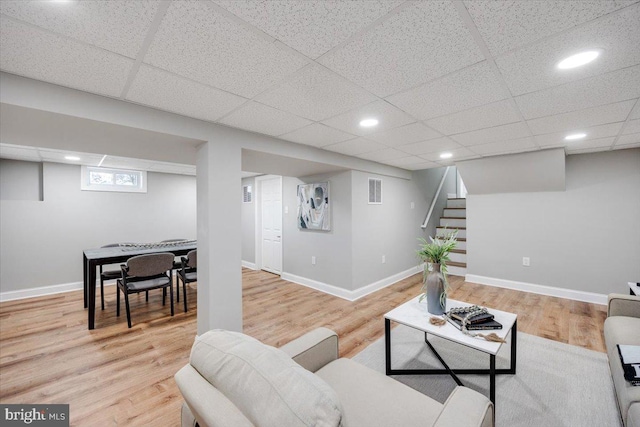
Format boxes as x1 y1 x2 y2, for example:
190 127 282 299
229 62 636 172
0 270 607 426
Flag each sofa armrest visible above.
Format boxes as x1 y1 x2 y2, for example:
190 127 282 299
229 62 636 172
433 386 494 427
175 365 254 427
279 327 339 373
608 293 640 318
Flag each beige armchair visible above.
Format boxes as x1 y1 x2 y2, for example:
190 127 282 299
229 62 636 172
175 327 493 427
605 294 640 427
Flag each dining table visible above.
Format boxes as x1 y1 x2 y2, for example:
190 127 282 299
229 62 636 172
83 240 197 329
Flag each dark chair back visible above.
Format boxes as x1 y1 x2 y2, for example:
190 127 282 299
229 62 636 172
185 250 197 268
126 253 174 277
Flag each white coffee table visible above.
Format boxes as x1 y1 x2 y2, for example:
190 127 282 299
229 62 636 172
384 296 518 405
629 282 639 296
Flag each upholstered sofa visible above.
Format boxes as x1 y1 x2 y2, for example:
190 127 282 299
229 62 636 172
175 327 494 427
605 293 640 427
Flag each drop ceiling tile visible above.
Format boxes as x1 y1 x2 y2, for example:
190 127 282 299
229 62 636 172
419 147 478 162
564 136 616 152
526 100 635 135
616 142 640 150
357 148 407 162
632 105 640 120
471 137 538 156
367 123 441 147
381 156 429 167
623 119 640 134
255 65 377 121
0 16 132 97
127 65 247 122
219 102 312 136
213 0 402 59
321 100 415 136
534 122 623 148
451 122 531 147
465 0 637 57
386 61 510 120
0 144 42 162
144 1 307 98
318 1 483 97
323 138 386 156
615 133 640 146
515 65 640 119
398 137 462 155
403 161 441 170
496 5 640 96
0 0 159 58
280 123 355 148
426 99 521 135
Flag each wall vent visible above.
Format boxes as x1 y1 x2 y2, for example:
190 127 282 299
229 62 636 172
368 178 382 204
243 185 252 203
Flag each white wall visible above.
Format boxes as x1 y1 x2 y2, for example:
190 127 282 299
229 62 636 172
467 148 640 296
351 170 428 289
282 171 353 290
0 158 43 201
0 161 196 293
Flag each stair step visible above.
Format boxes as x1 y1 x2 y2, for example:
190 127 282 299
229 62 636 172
446 198 466 209
436 226 466 230
441 216 467 219
447 261 467 268
448 198 466 200
450 249 466 254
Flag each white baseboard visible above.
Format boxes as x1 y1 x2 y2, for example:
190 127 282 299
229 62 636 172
281 264 423 302
0 281 84 302
241 260 256 270
465 274 608 306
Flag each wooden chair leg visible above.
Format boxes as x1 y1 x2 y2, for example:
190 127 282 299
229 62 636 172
169 284 174 316
183 281 187 313
176 274 180 302
162 287 166 306
124 291 132 328
145 291 149 302
100 278 105 310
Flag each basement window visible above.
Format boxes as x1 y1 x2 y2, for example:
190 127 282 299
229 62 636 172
368 178 382 204
81 166 147 193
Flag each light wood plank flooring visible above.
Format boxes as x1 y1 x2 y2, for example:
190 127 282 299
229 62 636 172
0 270 607 426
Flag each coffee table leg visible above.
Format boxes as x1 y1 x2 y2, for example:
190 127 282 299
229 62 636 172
490 354 496 405
385 318 391 375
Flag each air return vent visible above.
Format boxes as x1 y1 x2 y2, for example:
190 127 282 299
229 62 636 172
243 185 252 203
368 178 382 204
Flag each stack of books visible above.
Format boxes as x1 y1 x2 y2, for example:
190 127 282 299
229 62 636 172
446 305 503 330
618 345 640 386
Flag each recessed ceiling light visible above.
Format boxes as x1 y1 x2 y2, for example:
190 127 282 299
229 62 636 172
557 50 601 70
564 133 587 141
64 155 81 161
440 152 453 159
359 118 379 128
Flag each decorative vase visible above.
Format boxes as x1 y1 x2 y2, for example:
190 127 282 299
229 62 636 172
426 263 446 315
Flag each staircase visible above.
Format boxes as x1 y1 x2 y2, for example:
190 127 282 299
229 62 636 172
436 197 467 277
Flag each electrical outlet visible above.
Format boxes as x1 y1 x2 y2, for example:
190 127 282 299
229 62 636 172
311 256 316 265
410 202 415 209
284 206 289 214
382 255 386 264
523 257 530 267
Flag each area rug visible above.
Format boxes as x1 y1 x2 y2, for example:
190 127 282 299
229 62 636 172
352 324 621 427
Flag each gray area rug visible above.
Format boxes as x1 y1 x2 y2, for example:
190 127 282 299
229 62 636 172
352 324 621 427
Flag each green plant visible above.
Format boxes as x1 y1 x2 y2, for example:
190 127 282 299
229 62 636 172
416 230 458 307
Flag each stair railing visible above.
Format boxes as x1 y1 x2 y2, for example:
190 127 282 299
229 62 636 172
421 166 451 229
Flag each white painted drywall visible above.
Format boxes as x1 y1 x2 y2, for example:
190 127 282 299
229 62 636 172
466 148 640 295
241 177 256 264
0 161 196 292
0 158 43 201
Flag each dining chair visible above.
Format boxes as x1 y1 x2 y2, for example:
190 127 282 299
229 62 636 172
161 238 188 270
176 250 197 312
99 243 132 310
117 253 175 328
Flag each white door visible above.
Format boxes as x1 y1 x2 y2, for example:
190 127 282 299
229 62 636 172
261 177 282 274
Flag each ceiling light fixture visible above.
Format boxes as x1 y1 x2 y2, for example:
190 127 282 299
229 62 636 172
557 50 601 70
564 133 587 141
64 155 81 161
440 152 453 159
359 118 379 128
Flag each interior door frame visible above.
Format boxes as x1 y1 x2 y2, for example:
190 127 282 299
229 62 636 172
254 174 283 274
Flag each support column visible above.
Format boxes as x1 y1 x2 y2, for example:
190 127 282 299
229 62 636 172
196 140 242 335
